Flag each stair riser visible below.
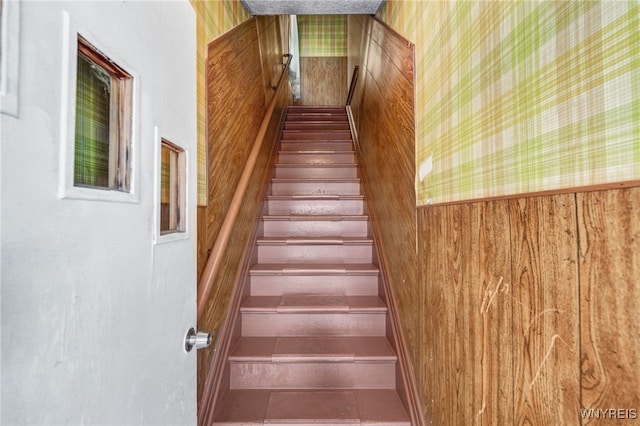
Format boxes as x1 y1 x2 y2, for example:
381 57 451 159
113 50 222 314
249 275 379 296
230 362 396 389
285 114 349 122
278 153 356 164
263 220 368 237
284 123 350 131
282 131 352 141
241 313 386 336
288 107 345 114
257 245 373 264
280 142 354 152
275 166 357 179
267 199 364 215
271 181 360 196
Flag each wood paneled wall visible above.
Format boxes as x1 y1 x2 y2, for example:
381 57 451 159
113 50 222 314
299 57 347 105
419 188 639 424
257 16 284 106
348 15 421 384
348 14 640 425
197 17 291 404
198 19 264 280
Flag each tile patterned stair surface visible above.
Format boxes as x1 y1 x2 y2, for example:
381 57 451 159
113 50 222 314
212 106 411 425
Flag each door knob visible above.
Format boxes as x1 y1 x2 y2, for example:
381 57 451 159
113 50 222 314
184 327 211 352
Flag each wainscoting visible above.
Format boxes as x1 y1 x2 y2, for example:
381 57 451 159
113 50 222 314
418 188 639 424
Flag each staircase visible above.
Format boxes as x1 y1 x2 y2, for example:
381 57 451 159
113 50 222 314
212 106 411 425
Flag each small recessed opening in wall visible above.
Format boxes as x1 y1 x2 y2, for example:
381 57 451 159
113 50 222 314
160 139 186 235
74 35 133 191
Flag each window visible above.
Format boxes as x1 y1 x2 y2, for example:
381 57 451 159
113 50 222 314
160 139 186 235
74 36 132 191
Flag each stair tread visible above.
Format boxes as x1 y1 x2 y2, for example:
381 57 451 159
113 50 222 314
288 107 345 112
250 263 379 275
263 214 368 221
257 236 373 245
213 389 410 425
241 295 387 313
285 125 350 130
279 144 354 152
268 194 364 200
282 129 350 132
229 336 396 362
283 131 351 135
271 177 360 182
275 163 356 168
284 120 349 124
278 151 354 155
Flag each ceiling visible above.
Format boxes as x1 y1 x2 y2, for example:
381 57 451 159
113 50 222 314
241 0 385 15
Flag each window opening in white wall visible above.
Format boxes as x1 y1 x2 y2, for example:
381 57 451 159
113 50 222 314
160 139 186 235
74 36 132 191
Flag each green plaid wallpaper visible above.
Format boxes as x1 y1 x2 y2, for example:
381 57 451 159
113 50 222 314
377 1 640 205
298 15 347 57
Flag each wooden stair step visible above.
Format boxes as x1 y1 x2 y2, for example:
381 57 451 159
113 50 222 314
256 245 372 264
262 215 369 237
271 178 361 196
256 237 373 265
229 336 396 362
267 194 364 215
284 122 350 131
285 113 349 122
281 130 352 141
280 141 354 151
288 106 346 114
275 163 357 179
257 236 373 245
212 389 411 425
229 336 397 389
249 274 379 297
277 151 356 164
240 295 387 314
249 262 379 276
240 300 387 337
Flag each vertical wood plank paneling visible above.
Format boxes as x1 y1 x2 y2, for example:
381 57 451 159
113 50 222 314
356 17 419 369
257 16 285 106
578 187 640 422
419 206 436 422
299 57 347 105
464 201 513 425
201 18 266 279
510 195 580 425
347 15 372 128
422 204 465 425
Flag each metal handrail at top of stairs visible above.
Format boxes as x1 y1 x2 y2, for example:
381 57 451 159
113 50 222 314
196 53 293 322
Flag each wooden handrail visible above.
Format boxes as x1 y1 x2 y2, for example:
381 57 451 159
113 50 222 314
197 54 293 322
346 65 359 105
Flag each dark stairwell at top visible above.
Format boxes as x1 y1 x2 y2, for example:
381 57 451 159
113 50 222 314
210 105 412 425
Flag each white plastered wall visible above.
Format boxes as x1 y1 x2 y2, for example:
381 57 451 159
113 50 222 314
1 1 198 424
